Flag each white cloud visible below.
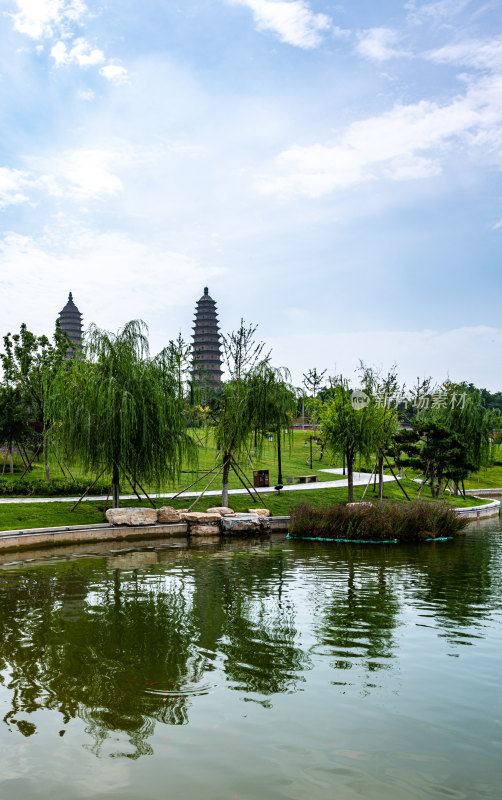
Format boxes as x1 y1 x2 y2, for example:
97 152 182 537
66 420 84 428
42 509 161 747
406 0 472 25
11 0 87 40
230 0 331 49
491 218 502 230
261 71 502 196
51 37 104 67
0 167 35 208
99 64 129 85
356 28 410 62
0 227 222 353
427 36 502 70
269 325 502 392
11 0 125 83
43 148 124 199
76 88 95 101
2 148 125 204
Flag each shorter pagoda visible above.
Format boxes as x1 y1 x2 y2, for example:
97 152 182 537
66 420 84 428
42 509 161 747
59 292 83 357
192 287 223 388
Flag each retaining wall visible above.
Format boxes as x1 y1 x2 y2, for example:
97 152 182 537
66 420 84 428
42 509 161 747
0 517 290 554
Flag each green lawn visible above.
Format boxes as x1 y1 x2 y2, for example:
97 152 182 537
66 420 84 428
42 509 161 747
1 429 341 496
0 478 488 532
3 433 502 504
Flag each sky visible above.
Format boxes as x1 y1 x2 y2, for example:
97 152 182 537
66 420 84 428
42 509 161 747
0 0 501 390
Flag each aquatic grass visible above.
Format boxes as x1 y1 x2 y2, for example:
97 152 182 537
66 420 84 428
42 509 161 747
288 500 469 543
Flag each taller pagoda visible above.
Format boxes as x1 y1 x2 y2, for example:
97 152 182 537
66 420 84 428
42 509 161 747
59 292 83 357
192 287 223 388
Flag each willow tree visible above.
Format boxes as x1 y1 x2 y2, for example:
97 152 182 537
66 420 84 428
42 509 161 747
208 361 294 505
47 320 196 507
247 363 296 485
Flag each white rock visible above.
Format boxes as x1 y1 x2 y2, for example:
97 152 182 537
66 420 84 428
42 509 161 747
106 507 158 526
180 512 222 524
158 506 182 523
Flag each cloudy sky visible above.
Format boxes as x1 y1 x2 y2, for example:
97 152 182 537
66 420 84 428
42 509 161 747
0 0 501 389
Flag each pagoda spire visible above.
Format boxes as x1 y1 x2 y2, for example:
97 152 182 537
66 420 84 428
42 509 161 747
59 291 83 357
191 287 223 388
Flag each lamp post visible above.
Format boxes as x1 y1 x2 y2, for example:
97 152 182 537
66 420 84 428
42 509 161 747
277 427 283 487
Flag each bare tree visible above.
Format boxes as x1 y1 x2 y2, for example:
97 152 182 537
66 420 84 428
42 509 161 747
222 319 271 380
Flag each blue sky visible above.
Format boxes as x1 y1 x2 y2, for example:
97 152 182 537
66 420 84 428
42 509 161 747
0 0 501 389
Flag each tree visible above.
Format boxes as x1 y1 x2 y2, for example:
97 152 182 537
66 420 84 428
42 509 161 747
302 367 326 431
246 363 296 485
317 376 378 502
208 361 295 505
210 374 255 508
47 320 196 508
397 384 502 496
394 420 474 498
429 384 500 486
358 362 400 500
0 385 30 473
0 321 71 480
222 319 271 380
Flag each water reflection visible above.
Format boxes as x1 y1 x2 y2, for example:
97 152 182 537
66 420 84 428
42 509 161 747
0 528 500 761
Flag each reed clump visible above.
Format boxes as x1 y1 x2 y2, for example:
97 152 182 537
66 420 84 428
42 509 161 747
289 500 469 543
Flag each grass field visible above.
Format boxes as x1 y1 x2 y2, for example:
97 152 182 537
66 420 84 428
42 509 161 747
0 430 342 495
0 478 488 532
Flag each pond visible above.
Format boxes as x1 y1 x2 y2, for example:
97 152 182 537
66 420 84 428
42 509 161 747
0 523 501 799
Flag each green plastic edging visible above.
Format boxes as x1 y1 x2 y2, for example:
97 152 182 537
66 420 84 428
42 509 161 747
286 535 452 544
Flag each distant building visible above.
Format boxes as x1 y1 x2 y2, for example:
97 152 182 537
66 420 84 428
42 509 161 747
59 292 83 357
192 287 223 388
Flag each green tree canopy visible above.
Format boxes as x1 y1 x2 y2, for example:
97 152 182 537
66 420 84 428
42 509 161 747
317 376 379 502
47 320 196 507
1 320 71 480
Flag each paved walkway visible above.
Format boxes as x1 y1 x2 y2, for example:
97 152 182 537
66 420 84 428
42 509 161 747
0 470 396 504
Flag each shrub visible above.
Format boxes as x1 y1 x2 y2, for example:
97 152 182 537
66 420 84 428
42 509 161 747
0 477 111 497
288 500 469 543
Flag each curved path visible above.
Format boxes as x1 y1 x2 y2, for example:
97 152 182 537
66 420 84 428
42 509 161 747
0 470 396 504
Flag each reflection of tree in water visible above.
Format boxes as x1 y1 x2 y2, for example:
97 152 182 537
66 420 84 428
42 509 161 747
0 545 310 757
0 559 201 758
310 547 400 678
190 547 311 695
409 533 502 639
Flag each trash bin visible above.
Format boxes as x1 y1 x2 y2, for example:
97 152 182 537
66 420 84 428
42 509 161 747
253 469 269 488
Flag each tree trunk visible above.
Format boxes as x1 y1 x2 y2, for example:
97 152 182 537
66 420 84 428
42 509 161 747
112 464 120 508
347 451 354 503
453 481 459 496
44 432 50 481
8 439 13 474
254 428 258 459
378 453 384 501
221 455 230 508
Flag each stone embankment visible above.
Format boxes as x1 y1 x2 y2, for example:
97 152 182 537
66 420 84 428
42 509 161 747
0 506 289 553
105 505 273 535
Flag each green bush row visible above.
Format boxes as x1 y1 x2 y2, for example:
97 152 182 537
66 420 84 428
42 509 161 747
288 500 469 543
0 477 111 497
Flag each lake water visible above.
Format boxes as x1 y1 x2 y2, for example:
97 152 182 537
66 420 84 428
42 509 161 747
0 524 501 799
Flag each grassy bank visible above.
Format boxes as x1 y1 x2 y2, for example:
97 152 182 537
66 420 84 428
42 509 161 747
0 478 489 532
